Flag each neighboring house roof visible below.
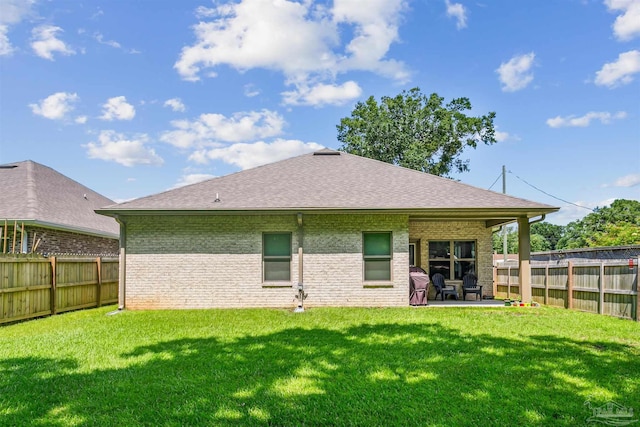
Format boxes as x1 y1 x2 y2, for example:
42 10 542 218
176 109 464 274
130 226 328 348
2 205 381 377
99 150 558 225
1 160 119 238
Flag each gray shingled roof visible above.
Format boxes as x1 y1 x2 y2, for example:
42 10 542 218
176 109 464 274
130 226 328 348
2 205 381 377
1 160 119 237
99 150 558 221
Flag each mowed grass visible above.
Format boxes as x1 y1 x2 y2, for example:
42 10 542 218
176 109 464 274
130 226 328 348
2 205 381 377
1 306 638 426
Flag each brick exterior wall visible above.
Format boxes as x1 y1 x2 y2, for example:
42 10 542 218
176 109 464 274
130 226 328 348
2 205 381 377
1 225 118 255
122 214 494 309
409 220 494 298
124 213 409 309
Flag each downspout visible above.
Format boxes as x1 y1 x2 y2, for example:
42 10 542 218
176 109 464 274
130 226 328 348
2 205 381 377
115 215 127 310
297 212 303 286
294 212 306 312
529 214 546 225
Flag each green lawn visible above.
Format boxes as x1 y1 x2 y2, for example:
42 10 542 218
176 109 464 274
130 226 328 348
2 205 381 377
1 306 638 426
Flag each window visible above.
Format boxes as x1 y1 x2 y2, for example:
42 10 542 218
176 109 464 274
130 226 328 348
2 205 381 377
363 232 392 281
263 233 291 282
409 243 416 267
428 240 475 280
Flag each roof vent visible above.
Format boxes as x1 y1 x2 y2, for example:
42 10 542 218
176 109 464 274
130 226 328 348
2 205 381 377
313 148 340 156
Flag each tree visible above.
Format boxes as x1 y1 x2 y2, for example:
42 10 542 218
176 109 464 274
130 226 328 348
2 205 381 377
556 199 640 249
590 223 640 247
492 226 518 254
337 87 497 176
493 223 563 254
530 222 564 251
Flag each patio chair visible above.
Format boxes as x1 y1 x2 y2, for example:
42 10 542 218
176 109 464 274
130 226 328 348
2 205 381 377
432 273 458 301
409 268 430 306
462 273 483 300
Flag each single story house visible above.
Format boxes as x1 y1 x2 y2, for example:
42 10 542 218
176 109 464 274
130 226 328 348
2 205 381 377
1 160 119 255
97 149 558 310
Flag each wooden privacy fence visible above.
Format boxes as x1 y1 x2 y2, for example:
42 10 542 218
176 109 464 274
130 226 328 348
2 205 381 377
494 259 639 321
0 256 118 324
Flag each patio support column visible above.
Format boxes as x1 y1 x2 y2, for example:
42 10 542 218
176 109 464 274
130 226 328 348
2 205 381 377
518 217 532 302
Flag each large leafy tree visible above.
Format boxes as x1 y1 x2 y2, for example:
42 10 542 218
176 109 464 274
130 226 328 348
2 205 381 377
492 226 554 254
531 222 564 251
337 87 497 176
556 199 640 249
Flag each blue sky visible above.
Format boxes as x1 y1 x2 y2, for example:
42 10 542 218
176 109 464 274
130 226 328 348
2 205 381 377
1 0 638 225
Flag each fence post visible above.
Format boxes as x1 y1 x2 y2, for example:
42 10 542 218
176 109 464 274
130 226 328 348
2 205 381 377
96 257 102 308
631 257 640 322
544 265 549 305
50 256 57 315
507 266 511 299
567 261 573 310
493 266 497 297
599 262 605 315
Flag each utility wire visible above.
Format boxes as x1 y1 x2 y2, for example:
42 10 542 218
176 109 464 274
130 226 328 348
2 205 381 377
508 170 595 212
487 172 503 191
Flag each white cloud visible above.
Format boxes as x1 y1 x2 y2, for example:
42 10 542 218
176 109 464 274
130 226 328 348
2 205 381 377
164 98 186 112
331 0 410 80
546 111 627 128
611 173 640 187
94 32 121 48
29 92 79 120
194 6 217 19
161 109 286 149
605 0 640 41
190 139 324 170
282 80 362 106
549 201 600 226
0 25 13 56
75 115 88 124
171 173 217 189
31 25 76 60
496 52 535 92
445 0 467 29
494 129 510 142
0 0 35 25
100 96 136 121
594 50 640 87
0 0 36 55
244 84 260 97
175 0 409 103
85 130 163 167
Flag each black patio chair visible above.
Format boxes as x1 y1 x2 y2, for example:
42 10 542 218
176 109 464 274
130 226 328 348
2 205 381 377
462 273 483 300
431 273 458 301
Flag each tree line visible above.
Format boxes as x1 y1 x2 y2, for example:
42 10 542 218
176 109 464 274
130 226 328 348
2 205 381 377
492 199 640 253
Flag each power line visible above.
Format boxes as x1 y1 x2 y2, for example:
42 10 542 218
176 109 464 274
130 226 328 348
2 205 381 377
508 170 595 212
487 172 502 191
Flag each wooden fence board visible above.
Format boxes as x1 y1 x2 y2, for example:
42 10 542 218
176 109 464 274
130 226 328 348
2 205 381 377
603 293 635 319
573 290 599 314
573 266 600 290
0 257 118 324
495 260 637 320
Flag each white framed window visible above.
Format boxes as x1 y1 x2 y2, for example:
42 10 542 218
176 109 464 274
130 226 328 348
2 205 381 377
363 232 392 281
263 233 292 282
